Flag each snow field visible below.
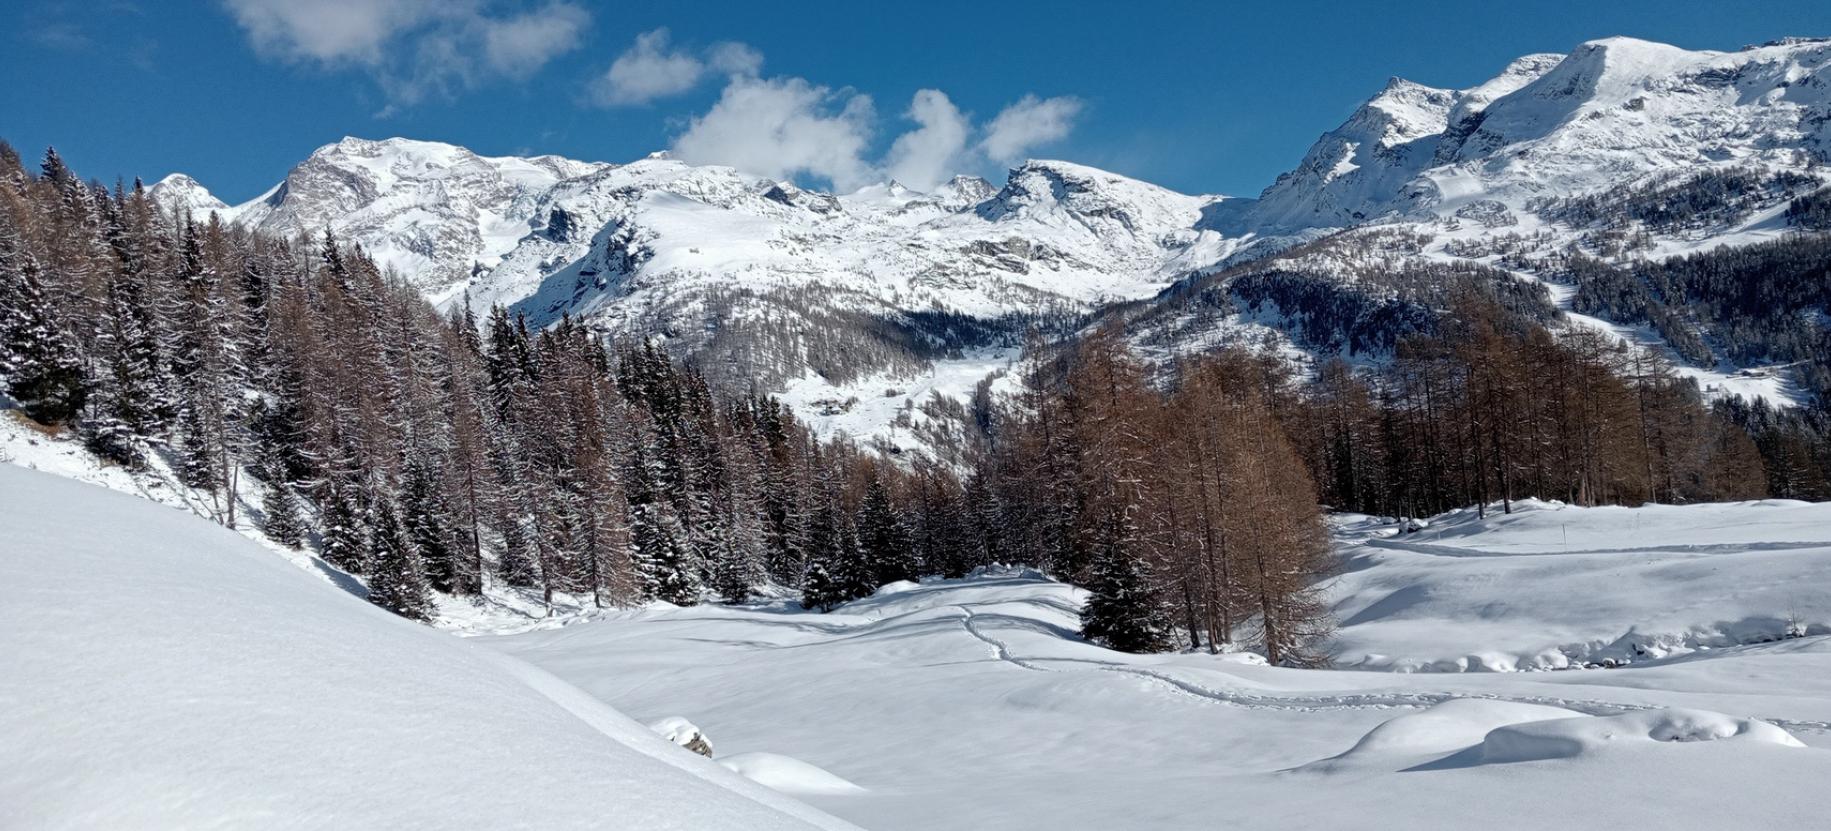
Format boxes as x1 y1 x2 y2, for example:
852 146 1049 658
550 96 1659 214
0 464 856 830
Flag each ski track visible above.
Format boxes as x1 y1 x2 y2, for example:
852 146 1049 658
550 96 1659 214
951 605 1831 734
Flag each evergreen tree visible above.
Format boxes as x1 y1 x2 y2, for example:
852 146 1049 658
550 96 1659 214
318 480 369 574
400 450 463 594
258 444 306 549
799 549 846 612
494 509 542 590
856 475 916 586
0 224 87 423
1078 507 1173 654
367 499 434 622
636 500 702 605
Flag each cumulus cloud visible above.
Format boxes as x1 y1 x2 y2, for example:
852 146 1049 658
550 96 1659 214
672 80 1084 193
220 0 589 106
883 90 971 191
671 76 876 192
590 28 761 107
981 94 1084 164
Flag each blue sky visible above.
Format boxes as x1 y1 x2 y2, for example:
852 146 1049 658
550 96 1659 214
3 0 1825 201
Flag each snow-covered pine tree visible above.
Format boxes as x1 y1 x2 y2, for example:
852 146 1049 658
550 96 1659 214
856 475 916 586
636 500 702 606
0 220 88 424
318 473 370 574
400 449 463 594
259 461 306 550
832 513 876 603
261 482 306 550
799 549 845 612
798 496 850 612
1078 506 1173 654
366 498 434 622
493 507 542 590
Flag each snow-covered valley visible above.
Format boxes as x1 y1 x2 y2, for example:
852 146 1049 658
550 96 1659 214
7 407 1831 828
479 501 1831 831
10 16 1831 829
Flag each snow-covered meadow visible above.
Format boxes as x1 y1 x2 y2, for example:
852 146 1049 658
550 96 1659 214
481 501 1831 831
0 464 856 830
6 421 1831 829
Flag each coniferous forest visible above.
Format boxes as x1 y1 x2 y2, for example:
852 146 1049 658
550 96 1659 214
3 143 1829 665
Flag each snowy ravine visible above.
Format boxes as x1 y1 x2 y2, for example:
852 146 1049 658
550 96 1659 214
0 464 857 830
480 505 1831 831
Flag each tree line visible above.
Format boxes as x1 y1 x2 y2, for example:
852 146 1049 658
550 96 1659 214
0 144 969 622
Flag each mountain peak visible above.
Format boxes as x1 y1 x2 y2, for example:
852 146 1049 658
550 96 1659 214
147 173 229 217
1254 35 1831 230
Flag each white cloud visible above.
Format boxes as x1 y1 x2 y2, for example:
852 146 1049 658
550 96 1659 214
883 89 971 191
980 94 1084 164
220 0 589 106
480 3 590 78
671 76 876 192
672 80 1086 194
590 28 762 107
706 41 763 76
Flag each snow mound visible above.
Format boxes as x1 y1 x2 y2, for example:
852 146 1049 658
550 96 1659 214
1476 709 1806 765
718 753 866 796
872 580 922 596
0 464 852 830
1304 699 1584 772
650 717 715 756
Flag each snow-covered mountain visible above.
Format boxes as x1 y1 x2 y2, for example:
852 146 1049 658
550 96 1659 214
153 137 609 296
148 36 1831 446
1250 53 1566 232
146 172 231 217
155 138 1242 445
1254 37 1831 229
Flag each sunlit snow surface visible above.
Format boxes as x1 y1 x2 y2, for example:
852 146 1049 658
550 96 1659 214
0 464 856 831
6 421 1831 829
484 505 1831 831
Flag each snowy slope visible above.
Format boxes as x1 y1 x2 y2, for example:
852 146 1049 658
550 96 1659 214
0 464 855 831
146 172 231 217
1250 54 1564 232
1256 37 1831 226
486 558 1831 831
1327 499 1831 671
154 137 609 295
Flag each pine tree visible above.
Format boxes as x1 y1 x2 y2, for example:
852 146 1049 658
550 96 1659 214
258 444 306 549
831 514 876 603
318 480 369 574
856 475 916 586
494 509 542 590
367 499 434 622
636 500 702 605
800 550 846 612
1078 507 1173 654
400 450 462 594
0 223 87 423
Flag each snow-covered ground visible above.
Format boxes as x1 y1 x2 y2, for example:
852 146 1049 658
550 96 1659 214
0 463 856 830
1328 499 1831 671
8 416 1831 829
482 503 1831 831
